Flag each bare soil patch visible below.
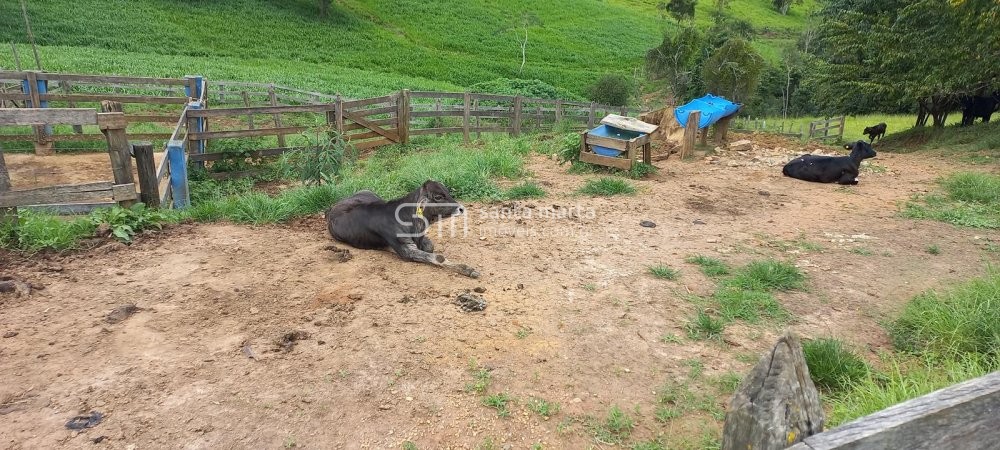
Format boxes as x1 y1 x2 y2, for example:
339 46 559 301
1 135 997 448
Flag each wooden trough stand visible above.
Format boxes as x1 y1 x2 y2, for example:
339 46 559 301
578 114 657 171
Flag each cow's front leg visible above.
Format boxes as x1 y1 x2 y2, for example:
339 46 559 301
837 170 859 185
390 240 480 279
415 235 435 253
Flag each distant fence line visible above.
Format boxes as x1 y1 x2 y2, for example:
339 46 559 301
732 115 846 141
0 70 645 211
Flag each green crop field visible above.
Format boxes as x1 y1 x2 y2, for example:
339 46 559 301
0 0 820 97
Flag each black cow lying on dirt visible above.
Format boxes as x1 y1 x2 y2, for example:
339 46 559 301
863 122 887 143
782 140 877 185
326 180 480 278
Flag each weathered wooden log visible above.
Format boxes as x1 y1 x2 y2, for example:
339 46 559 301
722 332 825 450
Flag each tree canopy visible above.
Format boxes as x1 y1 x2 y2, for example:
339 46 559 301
701 38 765 103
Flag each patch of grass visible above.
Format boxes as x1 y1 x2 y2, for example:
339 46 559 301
465 362 492 394
582 283 598 292
578 177 636 196
527 398 560 418
659 333 682 344
654 405 682 423
685 255 731 277
623 162 658 179
926 245 941 255
402 441 418 450
684 358 705 379
850 247 874 256
590 405 634 445
904 172 1000 229
888 272 1000 360
648 264 680 280
725 259 805 292
712 372 744 394
504 181 546 199
631 440 667 450
515 327 532 339
715 288 789 324
476 437 497 450
482 393 512 418
802 338 871 392
828 352 997 426
0 210 95 252
685 310 725 341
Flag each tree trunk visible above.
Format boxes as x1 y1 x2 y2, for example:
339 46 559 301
318 0 329 16
916 102 928 127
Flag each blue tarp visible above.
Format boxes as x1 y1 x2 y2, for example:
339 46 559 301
674 94 740 129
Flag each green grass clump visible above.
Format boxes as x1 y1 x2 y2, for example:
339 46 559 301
578 177 636 196
685 255 731 277
527 398 560 418
0 210 95 252
648 264 680 280
904 172 1000 229
685 310 725 341
590 406 634 444
631 440 667 450
888 272 1000 360
725 259 805 292
504 181 546 200
802 338 871 392
482 393 512 418
465 364 492 394
715 288 789 323
828 353 996 426
926 245 941 255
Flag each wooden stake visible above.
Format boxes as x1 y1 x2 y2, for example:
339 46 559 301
131 142 159 208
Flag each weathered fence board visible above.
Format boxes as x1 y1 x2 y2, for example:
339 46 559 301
0 181 137 208
787 371 1000 450
0 108 98 126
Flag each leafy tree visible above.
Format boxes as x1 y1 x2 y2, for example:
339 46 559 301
646 25 705 101
772 0 803 16
588 74 633 106
812 0 999 127
701 38 765 103
657 0 697 22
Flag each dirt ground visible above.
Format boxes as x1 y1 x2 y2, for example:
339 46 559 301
1 133 998 449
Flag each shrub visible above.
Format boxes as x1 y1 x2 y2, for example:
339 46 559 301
588 74 632 107
277 128 357 185
802 338 870 392
469 78 583 101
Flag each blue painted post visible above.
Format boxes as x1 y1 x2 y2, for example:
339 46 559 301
184 75 204 100
36 78 53 136
186 101 205 168
167 139 190 208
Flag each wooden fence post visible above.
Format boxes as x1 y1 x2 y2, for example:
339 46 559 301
473 98 481 140
587 101 596 128
0 147 15 229
268 84 286 147
131 142 160 208
241 91 254 129
397 89 410 144
219 83 226 103
681 110 701 159
23 71 53 156
335 94 345 134
808 121 816 140
838 115 846 141
555 99 563 125
462 92 471 144
722 333 824 450
98 101 136 208
186 101 205 168
434 97 443 137
715 114 734 145
512 95 523 137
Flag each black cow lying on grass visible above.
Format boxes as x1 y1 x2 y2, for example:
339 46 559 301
782 140 877 185
326 180 480 278
863 122 887 143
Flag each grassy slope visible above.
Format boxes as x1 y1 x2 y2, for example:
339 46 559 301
0 0 817 97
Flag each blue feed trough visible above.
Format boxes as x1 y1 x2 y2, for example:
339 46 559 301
588 124 645 157
674 94 740 129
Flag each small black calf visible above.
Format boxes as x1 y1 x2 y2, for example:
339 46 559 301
782 140 877 185
326 180 479 278
862 122 887 143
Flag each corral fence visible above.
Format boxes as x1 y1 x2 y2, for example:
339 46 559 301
731 116 847 142
0 70 643 212
721 333 999 450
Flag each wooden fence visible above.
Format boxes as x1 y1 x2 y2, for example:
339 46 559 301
0 70 197 154
808 116 845 141
722 333 999 450
0 107 138 214
1 70 647 211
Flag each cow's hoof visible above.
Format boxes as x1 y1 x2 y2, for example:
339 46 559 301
454 264 480 279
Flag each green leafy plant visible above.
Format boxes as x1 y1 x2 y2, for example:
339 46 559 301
89 203 177 243
527 397 560 418
278 128 357 186
482 393 512 417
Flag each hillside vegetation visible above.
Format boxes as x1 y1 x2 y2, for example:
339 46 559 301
0 0 817 98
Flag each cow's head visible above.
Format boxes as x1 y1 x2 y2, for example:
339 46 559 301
845 141 877 160
417 180 465 222
862 126 874 135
